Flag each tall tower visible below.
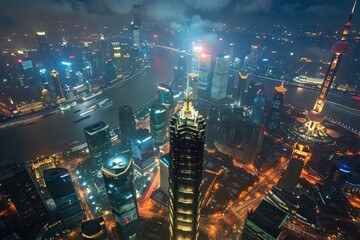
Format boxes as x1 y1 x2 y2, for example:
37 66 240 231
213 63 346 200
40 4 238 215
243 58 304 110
251 89 266 124
118 105 136 144
191 44 202 74
277 143 311 193
266 82 287 130
51 69 65 99
36 31 52 65
84 121 113 167
44 168 83 227
211 54 230 100
0 167 49 239
188 73 199 102
102 151 139 240
234 72 248 107
99 34 107 75
304 1 357 139
157 83 174 106
131 4 141 49
149 104 167 146
197 52 211 96
169 80 206 240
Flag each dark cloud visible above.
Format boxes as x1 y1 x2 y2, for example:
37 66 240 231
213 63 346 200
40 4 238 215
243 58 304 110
234 0 273 13
0 0 358 31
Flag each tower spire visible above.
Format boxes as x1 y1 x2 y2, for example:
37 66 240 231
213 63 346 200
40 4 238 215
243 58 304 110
301 1 357 140
185 73 191 111
341 0 357 41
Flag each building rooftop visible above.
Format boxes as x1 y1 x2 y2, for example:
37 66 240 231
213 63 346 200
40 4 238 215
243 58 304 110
84 121 108 135
132 128 152 142
102 153 131 176
247 200 287 239
81 217 105 238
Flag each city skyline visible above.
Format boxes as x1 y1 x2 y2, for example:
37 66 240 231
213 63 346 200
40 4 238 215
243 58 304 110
0 1 359 240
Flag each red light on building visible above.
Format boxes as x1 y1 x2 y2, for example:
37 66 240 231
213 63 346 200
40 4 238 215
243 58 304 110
69 55 75 59
200 53 208 59
18 59 22 63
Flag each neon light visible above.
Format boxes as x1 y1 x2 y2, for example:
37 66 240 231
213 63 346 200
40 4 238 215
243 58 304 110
61 61 71 66
339 168 351 173
141 136 152 143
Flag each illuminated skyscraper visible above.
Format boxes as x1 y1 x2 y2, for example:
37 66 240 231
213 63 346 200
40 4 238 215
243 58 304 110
242 124 265 166
84 121 113 167
150 104 167 146
99 34 107 75
157 83 174 106
234 72 248 106
174 52 188 89
267 82 287 130
245 81 264 106
169 81 206 240
0 167 49 239
191 44 202 74
244 44 261 71
211 54 230 100
320 156 355 201
188 73 199 102
50 69 65 99
104 58 116 82
302 1 357 141
197 52 211 96
44 168 83 227
36 31 52 65
131 5 141 49
118 105 136 143
131 128 155 173
277 143 311 193
251 89 266 124
102 152 139 240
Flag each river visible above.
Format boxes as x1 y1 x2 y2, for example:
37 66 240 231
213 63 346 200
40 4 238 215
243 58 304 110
0 48 359 162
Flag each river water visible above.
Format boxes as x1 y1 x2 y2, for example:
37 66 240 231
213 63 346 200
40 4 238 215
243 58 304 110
0 49 359 162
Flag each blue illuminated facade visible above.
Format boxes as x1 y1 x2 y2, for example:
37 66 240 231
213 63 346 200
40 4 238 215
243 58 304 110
251 89 266 124
320 156 355 200
267 83 287 130
150 104 167 146
158 83 174 106
130 128 155 173
44 168 83 227
84 121 113 168
102 152 139 240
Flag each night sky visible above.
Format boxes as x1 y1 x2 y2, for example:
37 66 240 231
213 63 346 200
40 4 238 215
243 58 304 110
0 0 359 32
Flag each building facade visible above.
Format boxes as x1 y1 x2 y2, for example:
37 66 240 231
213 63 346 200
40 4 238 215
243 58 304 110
44 168 83 227
102 152 139 240
267 82 287 130
169 86 206 240
84 121 112 167
211 55 230 100
150 104 167 146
